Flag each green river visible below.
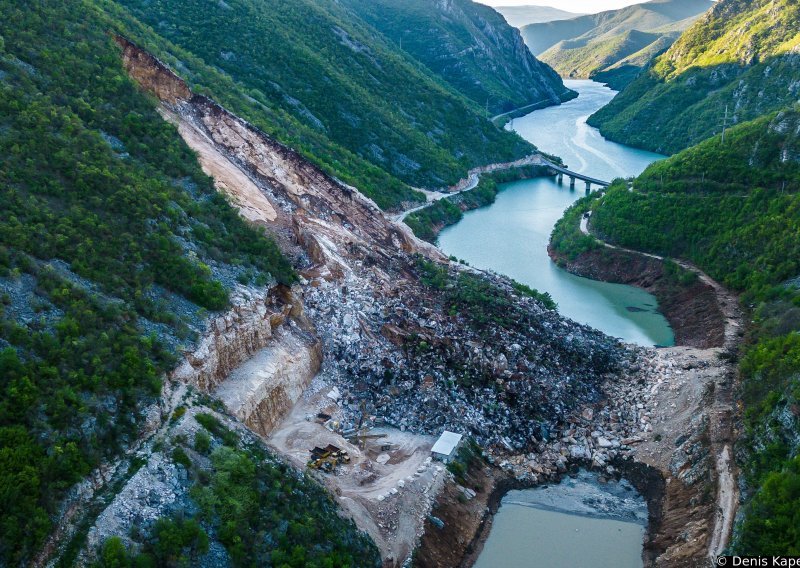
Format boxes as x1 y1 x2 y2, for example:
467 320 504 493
445 80 663 566
439 80 673 347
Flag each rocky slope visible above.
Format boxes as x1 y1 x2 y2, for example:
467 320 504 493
589 0 800 153
341 0 575 115
552 244 725 348
6 2 740 564
564 107 800 554
521 0 713 88
87 39 742 567
30 37 644 566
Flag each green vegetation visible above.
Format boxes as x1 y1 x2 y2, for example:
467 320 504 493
589 0 800 153
554 106 800 554
446 439 485 487
521 0 712 88
549 194 603 261
98 517 209 567
590 110 800 297
113 0 538 208
405 166 550 242
0 1 300 562
542 30 678 88
190 417 379 567
417 258 556 328
341 0 573 114
98 414 381 567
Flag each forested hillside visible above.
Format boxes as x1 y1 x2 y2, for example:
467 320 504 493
520 0 712 88
589 0 800 154
0 1 377 564
115 0 540 204
342 0 575 115
555 107 800 554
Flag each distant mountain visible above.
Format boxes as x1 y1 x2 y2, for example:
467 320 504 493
520 0 713 87
342 0 576 115
494 5 585 28
589 0 800 154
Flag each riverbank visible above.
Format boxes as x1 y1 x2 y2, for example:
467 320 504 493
491 89 579 127
550 240 724 349
414 196 743 565
414 335 740 567
404 164 552 242
549 196 726 348
548 196 743 565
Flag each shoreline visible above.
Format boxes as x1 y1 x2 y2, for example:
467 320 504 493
490 89 579 127
417 456 668 568
415 210 743 567
548 243 725 349
401 165 555 242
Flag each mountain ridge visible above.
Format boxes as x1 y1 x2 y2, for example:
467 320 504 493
520 0 713 87
340 0 575 115
115 0 551 206
588 0 800 154
494 4 585 28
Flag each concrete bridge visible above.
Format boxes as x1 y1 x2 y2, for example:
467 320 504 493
541 158 611 192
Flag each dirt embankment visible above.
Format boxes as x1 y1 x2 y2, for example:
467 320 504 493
415 464 513 568
550 245 725 349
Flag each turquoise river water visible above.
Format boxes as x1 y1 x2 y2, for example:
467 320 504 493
438 79 673 347
444 80 663 567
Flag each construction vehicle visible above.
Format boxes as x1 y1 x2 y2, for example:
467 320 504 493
307 444 350 472
345 401 388 449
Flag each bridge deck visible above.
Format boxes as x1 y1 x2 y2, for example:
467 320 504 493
541 159 610 187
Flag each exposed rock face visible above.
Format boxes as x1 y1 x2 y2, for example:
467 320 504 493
114 39 733 567
214 324 322 436
552 246 725 348
115 34 628 457
171 286 299 392
115 36 191 104
342 0 574 113
587 0 800 153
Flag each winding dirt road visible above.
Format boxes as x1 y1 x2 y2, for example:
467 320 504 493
581 213 741 562
392 154 546 223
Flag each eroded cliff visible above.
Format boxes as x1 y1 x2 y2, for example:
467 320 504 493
79 37 734 568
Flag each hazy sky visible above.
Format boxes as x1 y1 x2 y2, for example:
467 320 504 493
476 0 646 14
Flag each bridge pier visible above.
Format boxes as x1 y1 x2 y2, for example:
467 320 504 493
557 173 563 185
585 180 591 192
569 176 575 189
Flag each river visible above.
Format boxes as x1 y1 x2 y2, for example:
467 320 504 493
474 471 648 568
438 79 673 347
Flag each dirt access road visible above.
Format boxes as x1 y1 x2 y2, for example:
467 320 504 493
392 154 547 222
268 376 446 565
581 213 741 561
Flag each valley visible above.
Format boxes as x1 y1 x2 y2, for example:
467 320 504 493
2 0 799 565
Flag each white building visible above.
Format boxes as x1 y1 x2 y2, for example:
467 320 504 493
431 431 463 463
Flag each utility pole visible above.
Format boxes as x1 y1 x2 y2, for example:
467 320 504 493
720 105 729 144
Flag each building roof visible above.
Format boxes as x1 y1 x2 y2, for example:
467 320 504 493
431 431 463 456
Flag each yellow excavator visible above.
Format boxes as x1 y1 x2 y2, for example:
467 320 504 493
308 444 350 472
